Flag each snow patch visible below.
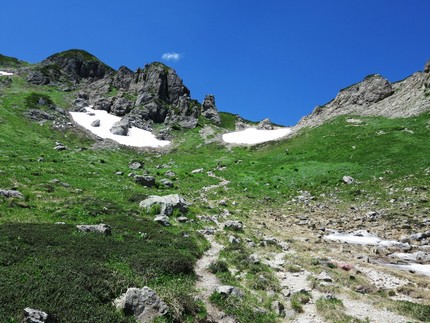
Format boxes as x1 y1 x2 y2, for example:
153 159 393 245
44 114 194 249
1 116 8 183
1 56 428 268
0 71 14 76
222 127 291 145
383 263 430 276
70 107 170 148
324 230 408 248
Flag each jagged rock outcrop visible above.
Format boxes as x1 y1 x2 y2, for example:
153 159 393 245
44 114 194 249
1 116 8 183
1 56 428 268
201 94 221 124
23 49 226 133
295 61 430 130
257 118 274 130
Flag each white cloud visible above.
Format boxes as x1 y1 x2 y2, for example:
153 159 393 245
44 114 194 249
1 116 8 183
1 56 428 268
162 52 182 62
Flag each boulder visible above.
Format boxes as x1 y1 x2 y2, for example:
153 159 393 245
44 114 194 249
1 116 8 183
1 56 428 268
76 224 112 235
23 307 51 323
271 301 285 317
134 176 156 188
317 271 333 282
160 179 174 188
91 119 100 127
154 215 170 226
201 94 221 124
129 161 143 170
215 285 243 298
114 287 168 323
110 119 129 136
139 194 189 216
0 189 24 199
164 170 176 178
224 220 243 231
342 176 354 184
248 253 260 264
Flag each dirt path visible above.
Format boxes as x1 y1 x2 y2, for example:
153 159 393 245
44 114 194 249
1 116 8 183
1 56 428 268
195 171 236 322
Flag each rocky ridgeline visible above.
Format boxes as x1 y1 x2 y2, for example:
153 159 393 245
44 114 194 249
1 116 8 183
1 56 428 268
294 60 430 130
19 49 221 135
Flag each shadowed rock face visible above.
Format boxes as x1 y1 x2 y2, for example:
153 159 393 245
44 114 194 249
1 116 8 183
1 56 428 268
43 49 114 83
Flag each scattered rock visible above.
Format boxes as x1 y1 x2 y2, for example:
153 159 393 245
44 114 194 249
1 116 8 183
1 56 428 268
248 253 260 264
76 224 112 235
129 161 143 170
215 285 243 298
164 170 176 178
114 287 168 322
271 300 285 317
342 176 355 184
54 141 67 150
191 168 203 174
229 236 241 244
91 119 100 127
176 216 189 223
23 307 51 323
224 220 243 231
0 189 24 199
197 227 216 235
139 194 189 216
160 179 174 188
316 271 333 282
115 171 123 175
154 215 170 226
134 175 156 188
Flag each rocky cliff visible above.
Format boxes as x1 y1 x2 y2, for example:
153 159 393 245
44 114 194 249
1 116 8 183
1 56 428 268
20 49 221 135
294 60 430 131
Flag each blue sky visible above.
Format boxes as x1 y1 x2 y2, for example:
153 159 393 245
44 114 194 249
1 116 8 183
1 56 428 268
1 1 430 125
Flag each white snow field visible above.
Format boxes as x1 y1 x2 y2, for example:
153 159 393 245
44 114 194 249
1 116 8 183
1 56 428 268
0 71 14 76
222 127 291 145
324 230 409 248
70 107 170 148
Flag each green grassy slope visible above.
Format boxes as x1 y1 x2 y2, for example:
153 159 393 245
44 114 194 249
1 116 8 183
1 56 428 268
0 70 429 321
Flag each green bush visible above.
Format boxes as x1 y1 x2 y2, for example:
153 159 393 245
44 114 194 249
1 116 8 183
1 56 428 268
25 93 54 109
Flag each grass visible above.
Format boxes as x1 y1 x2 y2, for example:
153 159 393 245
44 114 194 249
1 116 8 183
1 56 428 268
316 297 369 323
291 290 311 313
209 291 276 323
1 67 430 321
0 218 205 322
393 301 430 322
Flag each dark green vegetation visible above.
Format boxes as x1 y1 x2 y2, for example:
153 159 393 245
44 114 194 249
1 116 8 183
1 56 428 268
46 49 106 64
0 54 27 67
1 61 429 321
0 220 202 322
